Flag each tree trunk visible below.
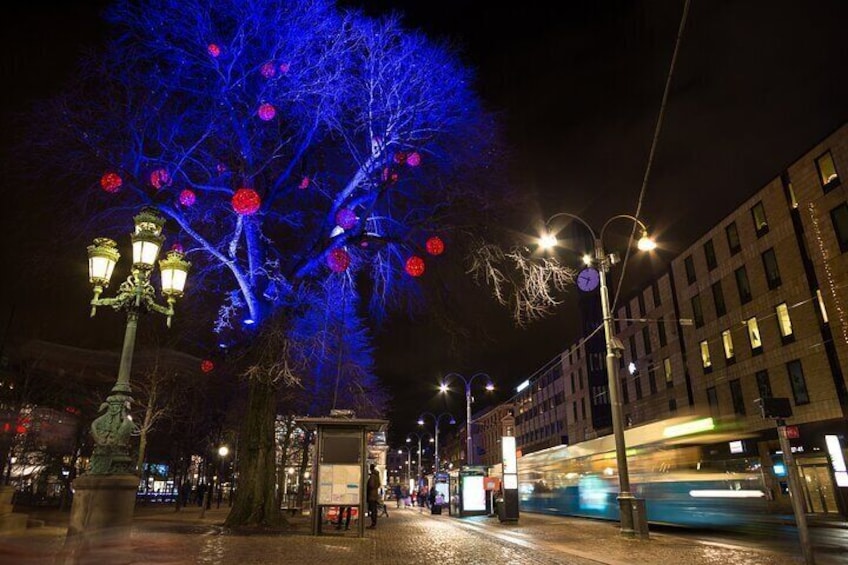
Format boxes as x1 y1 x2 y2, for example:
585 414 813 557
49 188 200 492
225 377 284 528
275 417 294 509
294 431 312 511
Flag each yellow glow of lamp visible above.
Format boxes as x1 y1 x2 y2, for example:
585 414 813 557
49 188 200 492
131 208 166 268
87 238 120 288
159 249 191 298
636 230 657 251
539 233 558 250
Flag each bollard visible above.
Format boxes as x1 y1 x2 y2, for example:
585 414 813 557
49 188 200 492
631 498 649 539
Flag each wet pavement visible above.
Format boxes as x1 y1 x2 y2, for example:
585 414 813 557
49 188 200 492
0 504 816 564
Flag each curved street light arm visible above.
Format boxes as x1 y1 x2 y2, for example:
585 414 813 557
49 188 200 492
544 211 598 240
598 214 650 245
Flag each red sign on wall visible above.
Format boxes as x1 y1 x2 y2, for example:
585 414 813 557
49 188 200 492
484 477 501 491
785 425 800 439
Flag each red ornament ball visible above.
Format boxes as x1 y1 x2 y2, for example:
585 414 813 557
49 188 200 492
279 62 290 74
405 255 425 277
393 151 407 164
327 248 351 273
15 425 26 435
100 171 122 193
179 189 196 207
335 208 357 230
426 236 445 256
232 188 261 215
298 176 310 190
381 167 398 185
258 103 276 121
171 243 184 253
149 168 171 189
261 61 276 78
207 44 221 58
407 152 422 167
201 359 214 373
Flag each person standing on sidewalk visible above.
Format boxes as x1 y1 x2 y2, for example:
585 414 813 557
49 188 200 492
366 464 381 529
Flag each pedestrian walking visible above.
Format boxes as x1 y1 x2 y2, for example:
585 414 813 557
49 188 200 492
366 464 381 529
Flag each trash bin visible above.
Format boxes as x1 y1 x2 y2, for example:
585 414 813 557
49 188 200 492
431 504 442 515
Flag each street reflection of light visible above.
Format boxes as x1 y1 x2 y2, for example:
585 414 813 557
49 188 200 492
689 490 765 498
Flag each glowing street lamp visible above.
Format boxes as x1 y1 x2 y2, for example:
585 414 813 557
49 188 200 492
439 372 495 465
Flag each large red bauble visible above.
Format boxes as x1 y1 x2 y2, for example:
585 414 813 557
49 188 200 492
327 248 351 273
298 176 310 190
150 168 171 189
201 359 214 373
207 44 221 58
261 61 276 78
258 103 276 121
335 208 357 230
426 236 445 256
232 188 261 215
179 189 196 207
405 255 425 277
100 171 122 193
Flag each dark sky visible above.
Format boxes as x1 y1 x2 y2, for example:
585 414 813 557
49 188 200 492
2 1 848 446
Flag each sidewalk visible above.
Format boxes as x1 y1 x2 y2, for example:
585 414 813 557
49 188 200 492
0 504 810 564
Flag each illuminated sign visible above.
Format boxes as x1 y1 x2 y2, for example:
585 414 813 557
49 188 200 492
729 440 744 454
502 436 517 474
516 380 530 393
825 435 848 487
462 475 487 511
504 474 518 489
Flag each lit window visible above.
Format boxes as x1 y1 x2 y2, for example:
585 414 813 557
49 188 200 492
817 289 830 324
776 303 793 341
700 340 712 370
751 202 769 237
663 357 673 388
722 329 735 361
747 317 763 353
815 150 840 192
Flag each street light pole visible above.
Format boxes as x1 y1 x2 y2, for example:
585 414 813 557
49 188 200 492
417 412 455 473
441 373 494 466
406 432 430 477
540 211 656 539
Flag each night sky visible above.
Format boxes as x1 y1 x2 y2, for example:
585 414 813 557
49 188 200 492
2 1 848 446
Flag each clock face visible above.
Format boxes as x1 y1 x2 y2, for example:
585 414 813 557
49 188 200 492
577 267 600 292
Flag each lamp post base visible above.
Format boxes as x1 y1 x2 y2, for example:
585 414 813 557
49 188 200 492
618 495 649 539
61 474 138 562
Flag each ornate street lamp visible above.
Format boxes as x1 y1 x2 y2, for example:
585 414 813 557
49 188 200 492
440 372 494 466
539 211 655 538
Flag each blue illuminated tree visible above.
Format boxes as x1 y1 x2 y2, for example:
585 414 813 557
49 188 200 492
40 0 502 526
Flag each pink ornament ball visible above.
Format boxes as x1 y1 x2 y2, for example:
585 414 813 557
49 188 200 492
207 44 221 58
258 103 276 121
327 248 351 273
426 236 445 256
298 176 310 190
279 62 290 74
179 189 196 207
100 171 122 193
201 359 215 373
405 255 425 277
171 243 184 253
406 152 422 167
149 168 171 189
261 61 276 78
232 188 261 215
335 208 357 230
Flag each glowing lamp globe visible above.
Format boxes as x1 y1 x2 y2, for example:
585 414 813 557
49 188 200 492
298 176 310 190
406 152 422 167
87 238 120 288
232 188 261 215
426 236 445 256
159 249 191 298
179 189 196 207
201 359 214 373
258 103 276 121
405 255 425 277
207 44 221 58
100 171 122 193
149 168 171 189
327 248 351 273
261 61 276 78
131 208 166 269
335 208 357 230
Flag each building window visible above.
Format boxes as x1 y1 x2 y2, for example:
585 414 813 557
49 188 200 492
729 379 746 415
648 368 657 394
691 294 705 328
735 266 752 304
652 281 661 307
712 281 727 318
831 203 848 253
629 335 637 360
726 222 741 255
755 369 773 399
637 293 646 317
634 376 643 400
746 317 763 354
706 386 719 412
642 326 652 354
668 398 677 412
621 378 629 404
625 303 632 326
614 317 620 333
578 368 583 390
658 318 667 347
703 239 717 271
722 329 735 362
816 150 840 193
699 340 712 371
684 255 696 285
581 398 586 420
572 401 578 423
751 201 769 237
761 248 782 289
776 302 794 343
786 359 810 405
663 357 673 388
570 373 575 394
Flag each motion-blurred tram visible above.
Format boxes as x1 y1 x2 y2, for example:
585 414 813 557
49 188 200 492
517 415 768 527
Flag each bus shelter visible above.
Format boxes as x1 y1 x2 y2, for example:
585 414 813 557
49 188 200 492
297 417 388 537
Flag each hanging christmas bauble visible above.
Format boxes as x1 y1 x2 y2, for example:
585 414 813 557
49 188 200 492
201 359 214 373
171 243 184 253
381 167 398 185
207 44 221 58
149 168 171 189
261 61 276 78
327 248 351 273
405 255 425 277
216 162 228 173
298 176 310 190
179 189 196 207
393 151 407 165
100 171 123 193
407 152 422 167
232 188 261 215
426 236 445 256
279 62 290 74
258 103 276 121
335 208 357 230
